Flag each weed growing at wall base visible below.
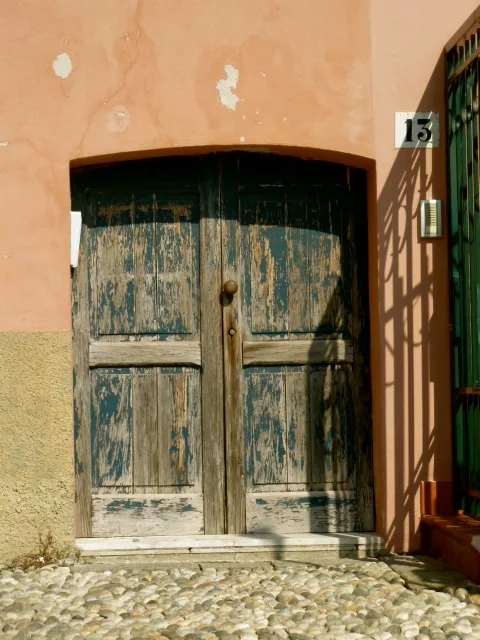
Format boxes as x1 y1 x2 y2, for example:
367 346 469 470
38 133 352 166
4 531 80 570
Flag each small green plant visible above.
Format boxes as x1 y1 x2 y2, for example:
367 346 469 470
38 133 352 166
4 531 80 571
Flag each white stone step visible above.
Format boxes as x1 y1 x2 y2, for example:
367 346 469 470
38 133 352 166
76 532 384 562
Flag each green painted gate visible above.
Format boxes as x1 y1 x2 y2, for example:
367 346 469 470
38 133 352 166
448 35 480 513
72 153 374 538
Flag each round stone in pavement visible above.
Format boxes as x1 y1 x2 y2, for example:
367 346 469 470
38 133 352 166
1 558 480 639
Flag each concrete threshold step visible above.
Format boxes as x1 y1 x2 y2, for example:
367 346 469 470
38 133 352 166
422 514 480 583
76 532 384 564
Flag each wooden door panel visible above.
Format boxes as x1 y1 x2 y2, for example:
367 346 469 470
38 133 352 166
224 154 373 534
73 161 214 538
92 193 200 340
89 366 203 537
94 200 136 336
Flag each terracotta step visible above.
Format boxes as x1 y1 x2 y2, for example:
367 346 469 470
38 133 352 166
422 515 480 582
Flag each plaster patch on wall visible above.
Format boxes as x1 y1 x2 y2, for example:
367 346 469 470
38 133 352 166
52 53 72 79
107 105 131 133
216 65 241 111
0 141 9 147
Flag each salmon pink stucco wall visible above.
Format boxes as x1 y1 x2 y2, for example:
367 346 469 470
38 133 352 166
0 0 478 562
369 0 479 551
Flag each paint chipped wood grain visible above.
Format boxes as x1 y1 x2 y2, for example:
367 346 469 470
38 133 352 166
245 372 287 485
156 201 199 335
286 369 310 484
134 199 157 334
95 200 135 335
157 369 201 489
286 198 309 333
310 367 350 485
248 199 287 334
243 340 353 366
89 342 202 367
308 195 344 334
133 371 158 488
199 166 226 533
222 157 246 533
91 372 133 488
246 491 357 533
72 216 92 537
92 493 204 536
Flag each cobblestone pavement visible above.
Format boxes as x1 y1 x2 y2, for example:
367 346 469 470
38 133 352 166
2 558 480 639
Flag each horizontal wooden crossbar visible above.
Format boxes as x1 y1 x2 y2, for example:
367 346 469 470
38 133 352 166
242 339 353 366
89 341 202 368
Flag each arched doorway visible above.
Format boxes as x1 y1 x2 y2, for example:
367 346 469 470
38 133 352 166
71 152 374 538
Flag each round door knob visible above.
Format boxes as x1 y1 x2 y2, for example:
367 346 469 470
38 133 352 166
223 280 238 295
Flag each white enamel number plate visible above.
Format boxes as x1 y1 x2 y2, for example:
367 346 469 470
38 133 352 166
395 112 440 149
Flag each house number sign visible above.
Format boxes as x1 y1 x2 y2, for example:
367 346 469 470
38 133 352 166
395 112 440 149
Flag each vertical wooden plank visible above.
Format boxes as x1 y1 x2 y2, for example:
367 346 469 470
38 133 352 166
157 369 201 488
134 197 157 334
247 372 287 485
157 371 186 487
348 170 374 529
308 195 344 334
156 201 198 335
248 198 288 334
286 368 310 484
286 198 310 334
187 369 202 491
199 159 225 533
310 367 348 485
132 371 158 488
222 155 246 533
95 199 135 335
310 368 326 485
91 372 133 488
72 203 92 537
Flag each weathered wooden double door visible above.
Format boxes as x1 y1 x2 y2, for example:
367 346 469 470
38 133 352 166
72 153 373 538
